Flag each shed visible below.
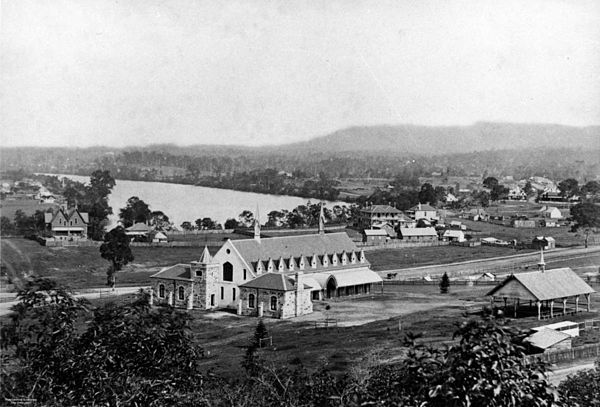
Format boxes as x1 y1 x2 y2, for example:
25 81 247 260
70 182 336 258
443 230 465 242
524 329 572 353
362 229 388 243
487 265 595 319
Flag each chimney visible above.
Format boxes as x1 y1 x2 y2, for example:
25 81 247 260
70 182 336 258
418 202 422 211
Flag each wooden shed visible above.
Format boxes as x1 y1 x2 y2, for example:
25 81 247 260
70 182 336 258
487 263 595 320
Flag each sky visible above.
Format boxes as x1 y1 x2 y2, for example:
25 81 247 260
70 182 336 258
1 0 599 148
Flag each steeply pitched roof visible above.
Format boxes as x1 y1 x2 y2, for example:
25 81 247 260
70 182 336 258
231 232 360 264
525 329 571 349
150 264 193 281
198 246 212 263
239 272 311 291
487 268 595 301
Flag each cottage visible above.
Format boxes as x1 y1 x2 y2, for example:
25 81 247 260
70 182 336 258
443 229 465 242
532 236 555 250
512 219 536 228
150 231 168 243
539 206 563 219
507 187 527 201
44 206 89 241
363 229 388 244
151 215 381 317
398 227 438 242
125 222 153 239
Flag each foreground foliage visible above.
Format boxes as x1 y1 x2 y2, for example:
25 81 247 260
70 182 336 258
0 279 578 406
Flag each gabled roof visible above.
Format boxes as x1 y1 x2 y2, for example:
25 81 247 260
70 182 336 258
443 230 464 238
487 268 595 301
399 227 437 237
126 222 152 232
364 229 388 236
361 205 403 214
239 272 311 291
525 329 571 350
230 232 361 264
150 264 193 281
310 267 382 288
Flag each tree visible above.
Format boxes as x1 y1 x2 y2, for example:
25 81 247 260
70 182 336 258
99 225 134 288
523 181 534 197
149 210 171 230
439 272 450 294
180 221 194 231
119 196 151 227
570 202 600 248
224 218 239 229
238 210 255 228
581 180 600 197
1 216 15 235
482 176 499 189
490 184 509 201
83 170 116 240
266 210 286 227
196 217 218 230
558 178 579 198
559 359 600 406
418 183 437 205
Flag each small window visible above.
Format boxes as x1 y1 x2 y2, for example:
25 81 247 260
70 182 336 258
232 288 236 301
159 284 165 298
243 269 247 280
248 294 255 308
196 269 202 277
221 286 224 300
226 248 231 254
178 286 184 300
75 218 78 224
270 296 277 311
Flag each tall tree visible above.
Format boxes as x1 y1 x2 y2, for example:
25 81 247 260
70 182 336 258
482 176 499 189
418 183 437 205
570 202 600 248
99 225 134 289
238 210 255 228
558 178 579 198
119 196 151 227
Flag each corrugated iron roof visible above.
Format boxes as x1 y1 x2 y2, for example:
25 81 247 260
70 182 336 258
399 227 437 237
487 268 595 301
239 272 311 291
525 329 571 349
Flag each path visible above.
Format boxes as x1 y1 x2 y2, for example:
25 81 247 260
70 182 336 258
548 358 596 385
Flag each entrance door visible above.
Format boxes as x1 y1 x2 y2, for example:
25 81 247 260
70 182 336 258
326 278 337 299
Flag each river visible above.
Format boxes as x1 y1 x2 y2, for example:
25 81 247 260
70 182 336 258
47 174 347 228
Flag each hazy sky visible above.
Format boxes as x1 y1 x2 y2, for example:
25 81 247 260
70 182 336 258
1 0 599 147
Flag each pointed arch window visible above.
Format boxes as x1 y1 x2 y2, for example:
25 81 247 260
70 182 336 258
178 286 185 300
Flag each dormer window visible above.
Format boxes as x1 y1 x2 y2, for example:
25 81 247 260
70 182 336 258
323 255 329 267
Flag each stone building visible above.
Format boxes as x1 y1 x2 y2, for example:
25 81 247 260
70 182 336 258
150 211 382 317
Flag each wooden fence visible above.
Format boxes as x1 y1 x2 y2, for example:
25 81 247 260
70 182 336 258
384 280 498 286
526 343 600 365
315 318 338 329
359 241 450 251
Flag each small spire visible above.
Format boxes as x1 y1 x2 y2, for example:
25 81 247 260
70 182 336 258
199 246 212 264
318 202 325 235
254 204 261 241
538 246 546 272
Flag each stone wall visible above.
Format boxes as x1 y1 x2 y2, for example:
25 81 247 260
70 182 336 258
239 287 313 319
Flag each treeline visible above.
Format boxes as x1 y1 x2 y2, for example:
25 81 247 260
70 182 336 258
1 278 597 406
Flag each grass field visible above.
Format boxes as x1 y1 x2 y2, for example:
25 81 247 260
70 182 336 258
366 245 533 271
0 199 57 219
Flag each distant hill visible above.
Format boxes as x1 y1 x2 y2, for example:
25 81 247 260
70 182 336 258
285 122 600 155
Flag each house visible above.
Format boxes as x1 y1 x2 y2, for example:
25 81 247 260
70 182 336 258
358 204 405 228
539 206 562 219
150 231 168 243
445 193 459 204
125 222 153 239
443 230 465 242
481 237 510 246
362 229 389 244
238 272 313 319
466 208 487 221
524 329 572 353
487 255 595 319
407 203 438 221
531 321 580 337
540 219 560 228
532 236 555 250
150 218 382 317
398 227 438 242
44 206 89 241
512 219 536 228
507 187 527 201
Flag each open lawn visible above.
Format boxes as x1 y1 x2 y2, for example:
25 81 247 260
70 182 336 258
1 238 219 289
0 199 57 220
366 245 533 271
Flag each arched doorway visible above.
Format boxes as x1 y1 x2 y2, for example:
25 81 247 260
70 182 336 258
326 277 337 299
223 262 233 282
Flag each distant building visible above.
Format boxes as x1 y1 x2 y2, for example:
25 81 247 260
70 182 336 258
512 219 536 228
125 223 153 239
363 229 389 244
358 205 404 228
443 229 465 242
407 203 438 221
398 227 438 242
524 329 572 353
539 206 563 219
507 186 527 201
44 206 88 241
